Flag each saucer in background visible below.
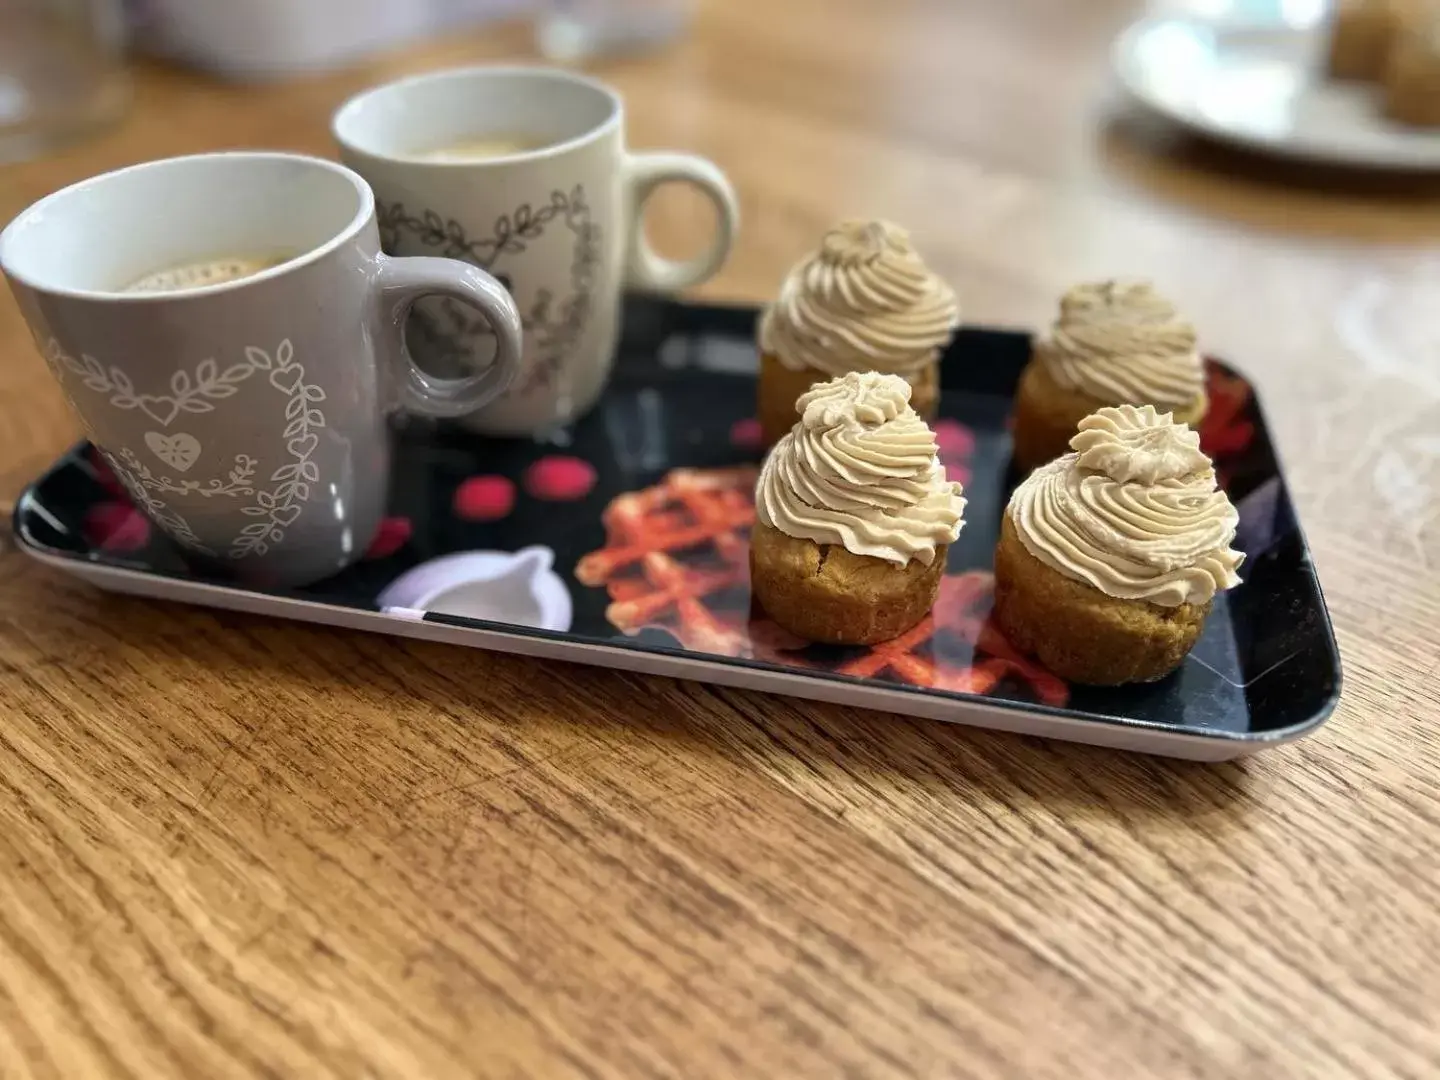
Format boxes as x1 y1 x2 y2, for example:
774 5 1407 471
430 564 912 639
1112 12 1440 170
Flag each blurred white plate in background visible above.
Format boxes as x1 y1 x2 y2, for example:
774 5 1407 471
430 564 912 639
1113 13 1440 170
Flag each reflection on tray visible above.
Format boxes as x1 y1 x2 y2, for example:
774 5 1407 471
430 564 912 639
574 464 1068 707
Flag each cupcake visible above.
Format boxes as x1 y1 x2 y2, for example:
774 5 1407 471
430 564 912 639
751 371 966 645
1012 280 1207 473
993 405 1244 686
1384 9 1440 126
757 219 959 445
1328 0 1407 81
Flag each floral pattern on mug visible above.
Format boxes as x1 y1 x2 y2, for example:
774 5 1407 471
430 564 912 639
378 188 601 398
46 337 328 560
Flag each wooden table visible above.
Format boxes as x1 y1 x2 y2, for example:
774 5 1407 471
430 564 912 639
2 2 1437 1076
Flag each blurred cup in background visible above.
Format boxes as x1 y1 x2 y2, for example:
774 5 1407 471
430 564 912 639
534 0 694 63
0 0 128 163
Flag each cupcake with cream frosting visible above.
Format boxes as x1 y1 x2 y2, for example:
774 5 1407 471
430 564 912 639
993 404 1243 685
751 370 966 645
757 219 959 445
1012 280 1208 472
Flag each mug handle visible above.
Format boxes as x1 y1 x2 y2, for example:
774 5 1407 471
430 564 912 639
623 152 739 292
372 255 524 418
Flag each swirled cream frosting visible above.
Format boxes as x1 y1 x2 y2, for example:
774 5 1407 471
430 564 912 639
1009 404 1243 607
756 371 965 566
758 220 959 378
1036 280 1204 409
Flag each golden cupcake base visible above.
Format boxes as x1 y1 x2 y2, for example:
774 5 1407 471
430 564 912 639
992 512 1209 686
749 521 945 646
757 352 938 446
1010 357 1207 475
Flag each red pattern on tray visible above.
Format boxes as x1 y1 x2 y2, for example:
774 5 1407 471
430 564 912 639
576 467 757 655
576 465 1069 707
82 448 151 553
1199 360 1256 487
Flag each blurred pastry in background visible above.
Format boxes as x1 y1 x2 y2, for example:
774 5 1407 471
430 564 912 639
1011 280 1207 473
1328 0 1409 81
1384 8 1440 125
756 219 958 445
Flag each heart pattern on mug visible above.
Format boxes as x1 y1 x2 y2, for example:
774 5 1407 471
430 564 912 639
47 337 326 562
136 396 184 427
144 431 202 472
44 349 267 428
271 504 303 527
269 365 304 395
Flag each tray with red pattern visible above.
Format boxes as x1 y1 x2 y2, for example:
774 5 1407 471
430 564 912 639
12 295 1340 759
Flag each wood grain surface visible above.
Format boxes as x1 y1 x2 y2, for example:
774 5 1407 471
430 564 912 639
2 1 1439 1077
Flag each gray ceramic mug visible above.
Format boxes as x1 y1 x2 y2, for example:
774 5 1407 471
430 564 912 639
0 151 522 588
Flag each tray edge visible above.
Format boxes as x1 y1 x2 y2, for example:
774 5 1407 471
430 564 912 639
12 502 1337 762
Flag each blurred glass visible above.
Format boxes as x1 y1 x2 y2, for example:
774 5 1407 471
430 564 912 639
534 0 693 63
0 0 128 163
1148 0 1326 26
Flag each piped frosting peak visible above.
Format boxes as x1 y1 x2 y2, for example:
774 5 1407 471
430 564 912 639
759 219 959 377
1008 405 1243 607
1036 280 1204 409
756 371 965 566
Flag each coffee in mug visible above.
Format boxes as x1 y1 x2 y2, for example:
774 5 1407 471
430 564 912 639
123 254 294 293
413 135 548 162
0 152 524 589
334 65 739 437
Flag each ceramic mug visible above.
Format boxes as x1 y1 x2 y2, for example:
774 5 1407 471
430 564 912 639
333 65 740 437
0 151 523 588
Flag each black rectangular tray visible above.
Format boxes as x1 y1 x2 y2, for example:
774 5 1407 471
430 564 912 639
13 295 1341 759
